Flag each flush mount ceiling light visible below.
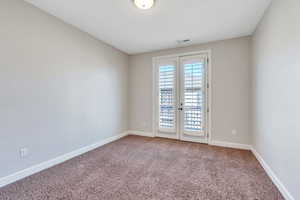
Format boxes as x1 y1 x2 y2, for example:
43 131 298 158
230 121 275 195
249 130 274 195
133 0 155 10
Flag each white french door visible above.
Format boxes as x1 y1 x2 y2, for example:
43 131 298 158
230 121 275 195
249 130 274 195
154 53 209 143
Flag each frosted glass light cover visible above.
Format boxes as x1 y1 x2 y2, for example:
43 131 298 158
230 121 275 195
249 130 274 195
134 0 155 10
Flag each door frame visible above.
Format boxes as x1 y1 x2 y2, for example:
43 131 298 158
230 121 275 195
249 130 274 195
152 50 212 144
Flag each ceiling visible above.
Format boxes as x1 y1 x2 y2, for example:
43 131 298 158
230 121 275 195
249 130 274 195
25 0 272 55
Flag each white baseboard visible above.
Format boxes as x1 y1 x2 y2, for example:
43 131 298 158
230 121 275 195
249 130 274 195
127 130 155 137
1 131 293 200
209 140 251 150
251 147 295 200
0 132 128 188
127 131 252 150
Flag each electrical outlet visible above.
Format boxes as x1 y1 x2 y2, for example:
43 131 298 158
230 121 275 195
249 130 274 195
20 148 29 158
231 129 237 135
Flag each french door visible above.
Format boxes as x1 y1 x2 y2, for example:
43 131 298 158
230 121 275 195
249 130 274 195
154 53 209 143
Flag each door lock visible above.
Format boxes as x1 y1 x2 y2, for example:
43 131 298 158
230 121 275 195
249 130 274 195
178 103 183 111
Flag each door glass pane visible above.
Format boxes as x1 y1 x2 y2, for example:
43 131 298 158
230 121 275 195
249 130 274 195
183 62 205 132
159 65 175 129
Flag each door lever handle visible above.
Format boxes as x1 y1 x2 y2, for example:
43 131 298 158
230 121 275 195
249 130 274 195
178 107 183 111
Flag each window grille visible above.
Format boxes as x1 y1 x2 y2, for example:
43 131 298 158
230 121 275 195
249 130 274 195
159 65 175 129
183 62 204 132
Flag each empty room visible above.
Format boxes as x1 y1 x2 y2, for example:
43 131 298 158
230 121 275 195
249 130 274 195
0 0 299 199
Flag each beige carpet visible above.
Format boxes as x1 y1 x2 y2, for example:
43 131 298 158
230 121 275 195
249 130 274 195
0 135 284 200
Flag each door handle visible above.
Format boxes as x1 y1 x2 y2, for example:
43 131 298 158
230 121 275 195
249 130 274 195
178 103 183 111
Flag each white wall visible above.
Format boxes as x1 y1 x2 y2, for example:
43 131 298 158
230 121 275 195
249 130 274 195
0 0 128 178
252 0 300 199
129 37 252 145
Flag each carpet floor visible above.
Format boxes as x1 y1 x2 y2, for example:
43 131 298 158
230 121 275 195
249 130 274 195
0 135 284 200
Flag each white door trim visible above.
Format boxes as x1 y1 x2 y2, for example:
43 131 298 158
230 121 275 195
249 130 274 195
152 50 212 144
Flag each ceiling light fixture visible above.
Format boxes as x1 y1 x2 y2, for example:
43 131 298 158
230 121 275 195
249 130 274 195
134 0 155 10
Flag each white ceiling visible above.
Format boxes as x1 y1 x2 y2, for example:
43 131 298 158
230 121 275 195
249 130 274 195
25 0 272 55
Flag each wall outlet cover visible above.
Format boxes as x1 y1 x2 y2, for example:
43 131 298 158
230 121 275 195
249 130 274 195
232 130 237 135
20 148 29 158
